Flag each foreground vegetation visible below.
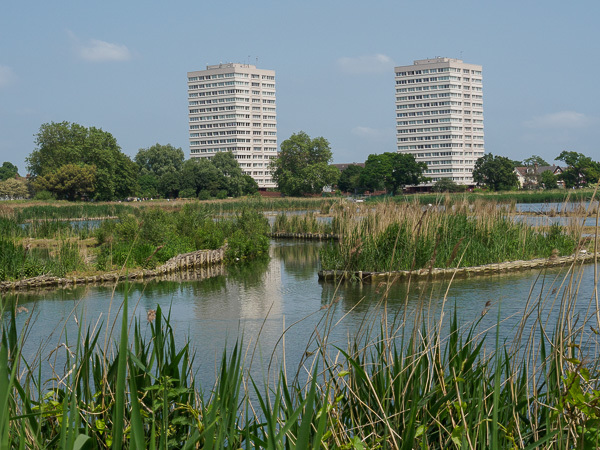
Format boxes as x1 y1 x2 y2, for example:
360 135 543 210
2 252 600 447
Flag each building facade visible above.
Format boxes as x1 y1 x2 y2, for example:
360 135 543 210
187 63 277 188
394 57 484 186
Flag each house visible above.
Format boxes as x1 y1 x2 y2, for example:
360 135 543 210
514 164 564 189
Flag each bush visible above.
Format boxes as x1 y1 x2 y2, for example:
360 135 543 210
178 188 197 199
33 190 54 200
198 190 211 200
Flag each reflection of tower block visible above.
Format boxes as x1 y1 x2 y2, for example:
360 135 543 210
319 278 340 305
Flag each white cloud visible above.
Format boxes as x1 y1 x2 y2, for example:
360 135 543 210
69 31 131 62
524 111 594 129
0 65 16 88
337 54 394 74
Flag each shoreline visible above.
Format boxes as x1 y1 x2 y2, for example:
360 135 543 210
0 247 225 293
318 251 598 283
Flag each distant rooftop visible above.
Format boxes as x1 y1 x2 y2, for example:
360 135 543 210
206 63 256 70
414 57 463 65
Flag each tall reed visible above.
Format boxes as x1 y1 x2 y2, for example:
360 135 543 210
320 199 581 272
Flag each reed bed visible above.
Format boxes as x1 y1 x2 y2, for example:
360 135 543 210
272 212 333 235
384 188 597 206
319 199 583 272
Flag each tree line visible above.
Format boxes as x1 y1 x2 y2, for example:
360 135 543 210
2 121 598 201
6 122 259 201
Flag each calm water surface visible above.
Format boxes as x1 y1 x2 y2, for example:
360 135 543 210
5 239 599 388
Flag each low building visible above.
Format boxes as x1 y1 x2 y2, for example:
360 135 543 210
514 165 564 189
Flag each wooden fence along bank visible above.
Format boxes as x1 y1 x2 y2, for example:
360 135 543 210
318 251 599 283
0 247 225 293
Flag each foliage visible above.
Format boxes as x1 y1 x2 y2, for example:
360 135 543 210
31 163 96 200
0 177 29 199
137 173 159 198
337 164 364 193
556 150 600 188
0 161 19 181
0 239 83 281
211 151 259 197
26 121 138 200
473 153 519 191
134 143 184 178
522 155 550 166
270 131 340 196
319 200 578 272
360 152 428 194
431 178 465 193
540 170 559 189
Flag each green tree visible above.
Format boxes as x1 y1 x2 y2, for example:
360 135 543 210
158 171 181 199
212 151 258 196
31 164 96 200
337 164 364 193
432 178 464 193
0 162 19 181
539 170 559 189
522 155 549 167
180 158 225 197
27 121 137 200
473 153 519 191
134 144 184 177
556 151 600 188
138 174 159 198
0 177 29 198
270 132 340 196
360 152 428 194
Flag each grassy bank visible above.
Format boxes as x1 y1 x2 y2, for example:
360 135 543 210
0 204 270 281
2 256 599 447
318 200 584 272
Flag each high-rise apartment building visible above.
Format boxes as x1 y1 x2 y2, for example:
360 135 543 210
394 57 484 185
187 63 277 188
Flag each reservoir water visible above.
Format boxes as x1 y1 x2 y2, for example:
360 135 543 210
4 238 599 389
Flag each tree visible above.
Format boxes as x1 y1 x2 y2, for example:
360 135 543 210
27 122 137 200
134 144 184 178
0 178 28 199
180 158 225 197
539 170 559 190
212 151 258 196
473 153 519 191
0 162 19 181
556 151 600 188
360 152 427 194
270 132 340 196
432 178 464 193
522 155 549 167
31 164 96 200
337 164 364 193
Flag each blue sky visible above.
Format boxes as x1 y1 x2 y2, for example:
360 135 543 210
1 0 599 175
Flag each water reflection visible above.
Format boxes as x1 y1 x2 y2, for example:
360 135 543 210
3 239 598 390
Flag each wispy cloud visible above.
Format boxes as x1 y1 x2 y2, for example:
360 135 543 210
351 126 394 141
0 65 16 88
524 111 594 129
337 54 394 74
69 31 131 62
